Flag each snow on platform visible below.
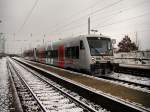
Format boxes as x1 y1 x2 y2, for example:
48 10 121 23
0 57 11 112
114 52 150 65
119 64 150 70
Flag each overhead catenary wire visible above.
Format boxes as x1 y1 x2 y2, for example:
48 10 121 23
92 0 148 27
57 10 124 33
46 0 104 32
48 0 124 34
53 1 149 36
17 0 125 36
17 0 39 34
58 11 150 37
96 12 150 29
54 0 150 37
55 2 149 35
16 0 149 38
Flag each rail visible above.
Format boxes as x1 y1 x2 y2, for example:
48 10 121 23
13 57 150 112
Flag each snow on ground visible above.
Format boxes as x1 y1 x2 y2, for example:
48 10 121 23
0 57 10 112
109 73 150 86
114 52 150 65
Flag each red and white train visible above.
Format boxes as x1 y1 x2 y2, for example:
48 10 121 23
23 34 117 75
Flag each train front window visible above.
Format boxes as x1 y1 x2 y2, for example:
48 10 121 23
87 37 113 56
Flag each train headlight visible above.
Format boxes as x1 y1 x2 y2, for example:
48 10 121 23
91 57 96 63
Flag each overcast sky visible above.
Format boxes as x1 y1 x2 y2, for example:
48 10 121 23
0 0 150 53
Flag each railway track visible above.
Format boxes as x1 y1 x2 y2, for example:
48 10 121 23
7 60 41 112
99 74 150 93
12 57 150 112
114 65 150 78
19 57 150 93
7 58 105 112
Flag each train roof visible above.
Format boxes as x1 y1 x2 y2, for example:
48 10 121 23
83 34 110 37
35 34 111 50
54 34 111 42
84 34 111 39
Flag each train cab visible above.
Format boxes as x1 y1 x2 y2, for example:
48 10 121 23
85 35 114 75
73 35 114 75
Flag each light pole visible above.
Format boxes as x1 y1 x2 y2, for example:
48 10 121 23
43 34 46 45
88 17 90 35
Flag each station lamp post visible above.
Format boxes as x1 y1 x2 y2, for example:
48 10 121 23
91 29 98 34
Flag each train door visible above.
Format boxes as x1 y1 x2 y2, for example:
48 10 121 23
50 42 53 65
33 48 37 61
79 40 86 69
58 45 65 68
45 47 48 64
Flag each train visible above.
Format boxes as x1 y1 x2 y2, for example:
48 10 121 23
23 34 118 75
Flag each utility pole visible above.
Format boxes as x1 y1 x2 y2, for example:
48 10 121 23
43 39 44 45
88 17 90 35
3 36 5 54
43 34 45 45
0 33 2 53
29 33 32 49
135 32 140 50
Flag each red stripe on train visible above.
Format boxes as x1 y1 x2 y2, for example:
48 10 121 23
58 45 64 68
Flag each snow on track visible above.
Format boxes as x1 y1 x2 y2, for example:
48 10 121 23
9 59 107 112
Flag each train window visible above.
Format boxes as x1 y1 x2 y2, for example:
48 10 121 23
36 50 39 57
48 51 51 57
43 51 46 58
50 51 52 57
75 46 79 59
45 51 49 58
87 37 113 56
65 47 71 58
39 51 45 58
80 40 85 49
65 46 79 59
53 50 58 58
72 47 76 59
50 50 58 58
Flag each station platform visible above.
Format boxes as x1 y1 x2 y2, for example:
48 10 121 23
14 57 150 109
119 64 150 70
116 63 150 78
